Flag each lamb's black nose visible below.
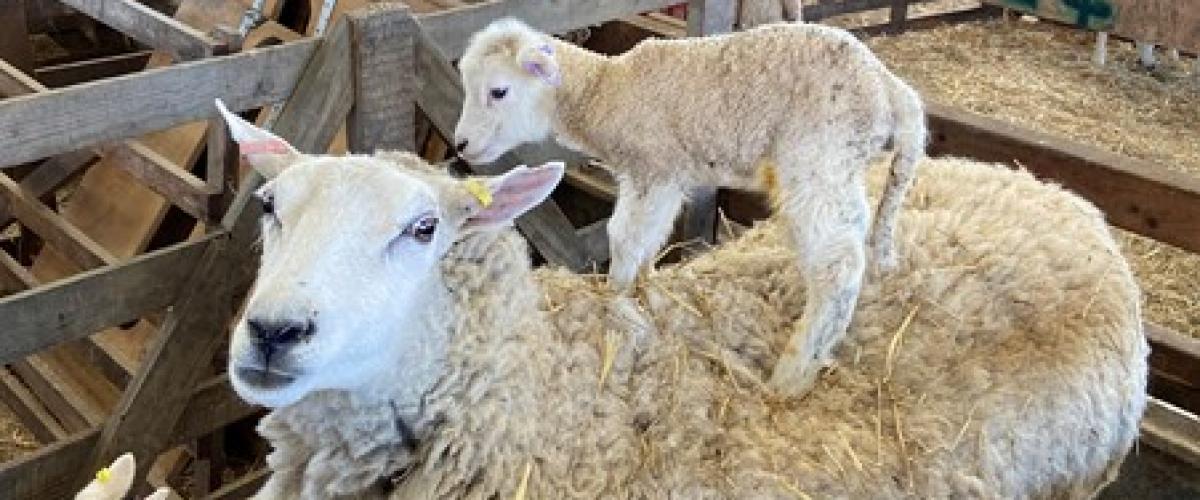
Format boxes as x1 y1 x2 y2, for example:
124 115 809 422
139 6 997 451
247 319 313 351
455 139 469 153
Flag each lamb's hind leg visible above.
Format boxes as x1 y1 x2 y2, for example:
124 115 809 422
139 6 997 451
607 178 686 292
768 173 870 397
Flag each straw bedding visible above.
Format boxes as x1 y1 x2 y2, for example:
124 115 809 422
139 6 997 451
862 18 1200 338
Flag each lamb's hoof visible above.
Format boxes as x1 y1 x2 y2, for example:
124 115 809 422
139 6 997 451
766 362 823 399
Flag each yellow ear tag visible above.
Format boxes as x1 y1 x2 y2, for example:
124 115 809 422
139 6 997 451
464 179 493 208
96 467 112 484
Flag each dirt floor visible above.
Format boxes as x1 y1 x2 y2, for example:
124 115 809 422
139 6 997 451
862 17 1200 338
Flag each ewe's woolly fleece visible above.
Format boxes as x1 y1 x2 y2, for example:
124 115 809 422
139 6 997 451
256 157 1146 499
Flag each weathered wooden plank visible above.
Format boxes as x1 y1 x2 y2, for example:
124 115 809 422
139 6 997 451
347 4 419 153
414 30 594 270
1147 324 1200 416
925 102 1200 255
0 174 118 270
33 51 154 89
1141 398 1200 469
205 468 269 500
417 0 682 60
100 142 212 221
0 367 67 443
57 0 220 61
804 0 934 22
0 59 42 98
0 38 319 167
0 250 36 291
0 373 253 500
0 235 213 366
271 20 354 159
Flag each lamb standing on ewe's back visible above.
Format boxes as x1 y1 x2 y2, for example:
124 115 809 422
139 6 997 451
452 18 928 397
214 103 1146 499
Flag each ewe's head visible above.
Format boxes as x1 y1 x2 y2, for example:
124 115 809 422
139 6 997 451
214 100 564 409
454 17 561 164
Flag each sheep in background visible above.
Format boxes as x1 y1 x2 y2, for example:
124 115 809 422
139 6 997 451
452 18 927 398
737 0 803 29
215 103 1145 499
76 453 174 500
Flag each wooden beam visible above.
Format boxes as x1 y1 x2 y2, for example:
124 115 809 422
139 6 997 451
0 373 256 500
89 16 358 490
204 468 269 500
99 142 213 221
347 4 419 153
926 102 1200 255
0 367 67 443
0 38 320 166
1147 324 1200 416
33 51 154 89
0 174 118 270
416 0 682 60
1142 397 1200 469
414 30 595 270
0 236 213 366
56 0 221 61
804 0 935 22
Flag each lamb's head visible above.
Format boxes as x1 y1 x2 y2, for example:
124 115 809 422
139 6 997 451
454 17 561 164
214 100 564 409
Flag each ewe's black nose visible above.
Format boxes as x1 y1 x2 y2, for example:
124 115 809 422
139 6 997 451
455 139 469 153
247 319 313 350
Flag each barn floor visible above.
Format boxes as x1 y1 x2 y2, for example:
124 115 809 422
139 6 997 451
865 18 1200 339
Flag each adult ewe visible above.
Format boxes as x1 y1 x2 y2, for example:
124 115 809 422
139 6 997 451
452 18 927 396
215 103 1145 500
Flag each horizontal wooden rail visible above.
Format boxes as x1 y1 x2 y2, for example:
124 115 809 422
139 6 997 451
0 235 216 366
57 0 222 61
0 38 320 166
0 174 118 270
416 0 681 60
926 102 1200 256
0 374 259 500
804 0 935 21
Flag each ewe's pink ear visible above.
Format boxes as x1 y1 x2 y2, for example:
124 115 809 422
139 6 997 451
518 43 561 87
464 162 565 229
214 98 300 178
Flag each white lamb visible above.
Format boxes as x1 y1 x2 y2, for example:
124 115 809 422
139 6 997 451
452 18 927 397
76 453 174 500
214 104 1146 499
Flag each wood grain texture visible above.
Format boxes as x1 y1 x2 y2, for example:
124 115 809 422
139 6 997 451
56 0 219 61
0 174 118 270
347 4 419 153
34 51 154 89
100 142 213 221
416 0 681 60
0 236 212 366
926 102 1200 255
0 39 318 166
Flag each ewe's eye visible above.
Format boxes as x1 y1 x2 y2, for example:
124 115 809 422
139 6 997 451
258 192 276 218
403 215 439 244
489 87 508 100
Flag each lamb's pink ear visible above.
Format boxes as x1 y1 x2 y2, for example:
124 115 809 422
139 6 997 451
214 98 300 178
463 162 565 229
518 43 561 87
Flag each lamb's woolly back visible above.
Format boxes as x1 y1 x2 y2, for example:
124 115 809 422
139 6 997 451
256 157 1146 499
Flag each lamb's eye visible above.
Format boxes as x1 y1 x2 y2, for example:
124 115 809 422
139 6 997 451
489 87 508 100
404 215 438 244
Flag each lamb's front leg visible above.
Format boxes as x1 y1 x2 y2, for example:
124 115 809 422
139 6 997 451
769 180 869 397
607 179 685 292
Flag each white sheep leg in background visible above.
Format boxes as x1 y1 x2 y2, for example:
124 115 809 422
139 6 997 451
1137 41 1158 68
768 161 869 392
1094 32 1108 66
606 181 685 291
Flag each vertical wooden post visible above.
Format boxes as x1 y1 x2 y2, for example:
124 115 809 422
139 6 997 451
681 0 735 245
206 115 240 222
347 4 418 154
888 0 910 34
